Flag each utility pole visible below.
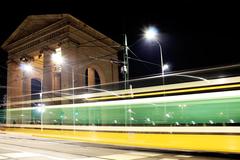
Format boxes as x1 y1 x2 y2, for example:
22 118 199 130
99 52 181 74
123 34 129 89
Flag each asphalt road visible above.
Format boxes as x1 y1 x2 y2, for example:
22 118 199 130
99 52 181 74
0 131 238 160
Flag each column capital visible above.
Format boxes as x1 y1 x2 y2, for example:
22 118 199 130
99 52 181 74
7 58 19 65
40 46 55 55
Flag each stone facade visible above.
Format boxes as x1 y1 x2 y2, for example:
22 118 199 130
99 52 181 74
1 14 120 111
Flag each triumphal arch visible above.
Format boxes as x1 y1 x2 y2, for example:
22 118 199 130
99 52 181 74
2 14 120 109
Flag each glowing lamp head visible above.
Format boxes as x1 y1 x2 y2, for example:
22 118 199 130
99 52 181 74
21 63 33 72
51 53 63 65
163 64 170 71
144 26 159 41
51 47 63 65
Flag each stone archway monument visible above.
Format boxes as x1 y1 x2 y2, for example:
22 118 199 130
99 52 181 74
1 14 120 110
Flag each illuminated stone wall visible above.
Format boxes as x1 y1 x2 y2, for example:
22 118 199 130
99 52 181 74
2 14 120 110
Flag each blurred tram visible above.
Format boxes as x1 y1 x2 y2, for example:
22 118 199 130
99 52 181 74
2 65 240 153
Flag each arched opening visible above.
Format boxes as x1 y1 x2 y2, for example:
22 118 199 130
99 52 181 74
84 69 88 86
31 78 42 124
84 67 102 86
31 78 41 102
94 70 101 85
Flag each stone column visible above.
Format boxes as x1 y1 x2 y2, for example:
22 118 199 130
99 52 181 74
7 60 22 103
88 68 95 86
42 49 54 103
112 63 119 82
60 41 78 104
7 60 22 124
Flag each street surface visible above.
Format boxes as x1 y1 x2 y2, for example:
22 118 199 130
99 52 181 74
0 131 238 160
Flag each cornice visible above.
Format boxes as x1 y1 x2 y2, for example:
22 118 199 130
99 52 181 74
4 19 69 51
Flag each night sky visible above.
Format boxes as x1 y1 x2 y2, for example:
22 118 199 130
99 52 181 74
0 0 239 101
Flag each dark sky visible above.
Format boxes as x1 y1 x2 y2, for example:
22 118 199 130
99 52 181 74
0 0 239 100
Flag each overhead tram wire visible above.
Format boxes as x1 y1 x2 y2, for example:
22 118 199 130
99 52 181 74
137 63 240 80
127 38 143 48
127 47 161 73
128 57 161 67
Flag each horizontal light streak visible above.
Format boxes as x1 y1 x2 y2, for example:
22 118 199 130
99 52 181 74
3 124 240 133
7 76 240 106
88 83 240 101
7 90 240 111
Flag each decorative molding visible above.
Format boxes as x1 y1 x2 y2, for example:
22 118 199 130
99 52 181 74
39 46 55 54
3 17 69 50
3 14 121 54
9 27 69 54
8 32 68 59
7 58 19 65
4 14 121 61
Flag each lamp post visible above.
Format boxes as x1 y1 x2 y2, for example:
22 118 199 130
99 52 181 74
156 40 164 79
143 26 170 84
144 26 164 78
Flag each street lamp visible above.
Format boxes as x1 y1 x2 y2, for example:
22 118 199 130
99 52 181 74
51 49 64 66
144 26 159 41
143 26 168 84
163 64 170 72
20 63 33 73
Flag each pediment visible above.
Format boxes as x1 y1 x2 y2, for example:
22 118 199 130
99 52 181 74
2 14 121 52
2 14 67 48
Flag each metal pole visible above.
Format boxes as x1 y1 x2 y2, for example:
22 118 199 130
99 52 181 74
72 67 75 104
41 109 43 131
156 40 167 121
123 34 129 89
22 71 25 125
72 67 75 132
123 34 129 127
156 41 164 79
